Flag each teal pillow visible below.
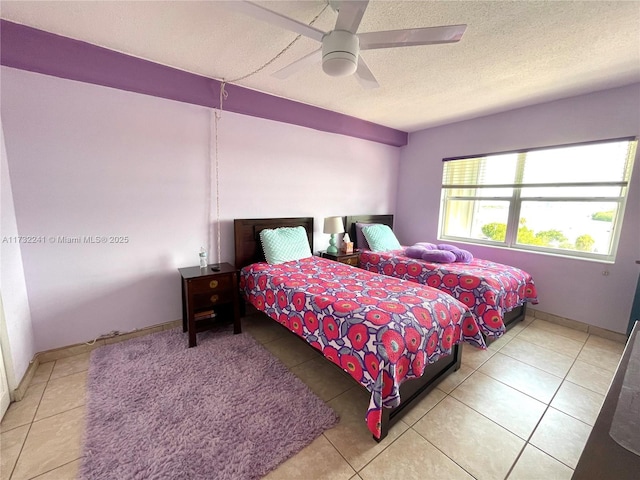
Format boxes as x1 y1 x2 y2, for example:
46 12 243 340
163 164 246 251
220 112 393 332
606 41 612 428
259 226 312 264
362 224 401 252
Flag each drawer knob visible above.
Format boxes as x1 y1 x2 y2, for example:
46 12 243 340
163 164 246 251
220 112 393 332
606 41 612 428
210 294 219 303
209 280 219 289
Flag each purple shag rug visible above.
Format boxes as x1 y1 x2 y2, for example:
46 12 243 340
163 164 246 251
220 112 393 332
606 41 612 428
79 327 339 480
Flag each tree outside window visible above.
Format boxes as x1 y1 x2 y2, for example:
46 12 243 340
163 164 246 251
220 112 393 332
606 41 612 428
439 138 637 262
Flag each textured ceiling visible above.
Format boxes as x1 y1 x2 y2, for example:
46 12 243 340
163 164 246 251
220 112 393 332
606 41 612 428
1 0 639 132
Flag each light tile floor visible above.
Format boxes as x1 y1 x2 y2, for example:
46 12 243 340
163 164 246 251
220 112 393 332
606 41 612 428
0 314 626 480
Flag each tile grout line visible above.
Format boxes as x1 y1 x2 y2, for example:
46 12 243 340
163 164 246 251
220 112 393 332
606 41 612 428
409 416 477 479
354 426 405 475
459 320 594 478
8 423 36 480
503 334 594 479
9 359 56 480
491 338 620 397
528 319 592 342
376 323 530 479
14 405 87 479
28 459 80 480
469 346 603 431
440 382 535 479
497 345 574 376
257 326 389 477
10 317 610 479
9 358 90 480
280 317 530 476
320 386 379 477
405 386 482 478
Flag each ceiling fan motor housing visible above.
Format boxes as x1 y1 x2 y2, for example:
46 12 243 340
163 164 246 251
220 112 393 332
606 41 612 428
322 30 359 77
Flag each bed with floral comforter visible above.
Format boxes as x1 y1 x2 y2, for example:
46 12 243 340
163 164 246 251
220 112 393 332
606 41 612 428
359 249 538 338
240 256 486 439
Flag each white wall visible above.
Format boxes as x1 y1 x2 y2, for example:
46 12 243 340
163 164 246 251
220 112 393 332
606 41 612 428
1 118 36 385
397 84 640 334
0 66 399 352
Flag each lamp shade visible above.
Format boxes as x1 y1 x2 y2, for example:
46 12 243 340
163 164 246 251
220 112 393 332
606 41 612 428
323 216 345 234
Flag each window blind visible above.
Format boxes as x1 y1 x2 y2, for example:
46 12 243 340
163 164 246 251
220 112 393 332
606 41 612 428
442 139 636 189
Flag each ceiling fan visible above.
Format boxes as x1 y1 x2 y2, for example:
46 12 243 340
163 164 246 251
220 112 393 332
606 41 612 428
227 0 467 89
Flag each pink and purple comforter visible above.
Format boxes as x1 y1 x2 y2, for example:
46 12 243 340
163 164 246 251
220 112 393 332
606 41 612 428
359 249 538 338
240 256 486 439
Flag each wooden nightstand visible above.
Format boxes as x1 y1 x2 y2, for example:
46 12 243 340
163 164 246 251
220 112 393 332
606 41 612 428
321 251 360 267
179 262 241 348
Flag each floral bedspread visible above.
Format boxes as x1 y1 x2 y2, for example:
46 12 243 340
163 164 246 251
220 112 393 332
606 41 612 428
240 256 486 439
359 249 539 338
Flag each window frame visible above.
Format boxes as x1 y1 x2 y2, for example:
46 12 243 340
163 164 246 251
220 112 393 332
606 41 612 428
437 137 637 263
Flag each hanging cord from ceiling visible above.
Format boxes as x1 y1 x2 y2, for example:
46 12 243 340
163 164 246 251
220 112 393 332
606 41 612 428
218 2 329 103
227 2 329 85
212 106 222 266
209 2 330 264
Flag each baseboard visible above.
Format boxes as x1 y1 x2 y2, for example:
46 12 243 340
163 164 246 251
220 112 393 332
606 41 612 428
11 358 39 402
36 319 181 363
528 308 626 344
10 310 626 402
11 319 182 400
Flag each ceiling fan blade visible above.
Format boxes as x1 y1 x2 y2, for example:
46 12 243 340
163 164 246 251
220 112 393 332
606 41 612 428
354 55 379 89
225 1 326 42
334 0 369 34
272 48 322 79
359 24 467 50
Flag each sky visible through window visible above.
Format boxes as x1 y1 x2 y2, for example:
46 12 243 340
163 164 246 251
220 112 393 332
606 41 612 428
441 139 635 259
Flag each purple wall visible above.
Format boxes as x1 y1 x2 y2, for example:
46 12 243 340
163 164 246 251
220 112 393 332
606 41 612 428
1 66 399 352
0 19 407 147
397 84 640 333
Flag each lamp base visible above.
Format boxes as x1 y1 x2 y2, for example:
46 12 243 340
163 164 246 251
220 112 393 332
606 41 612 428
327 234 338 254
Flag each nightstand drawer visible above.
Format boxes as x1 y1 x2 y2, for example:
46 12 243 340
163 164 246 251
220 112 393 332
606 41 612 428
188 274 234 294
342 255 359 267
193 291 234 308
321 251 360 267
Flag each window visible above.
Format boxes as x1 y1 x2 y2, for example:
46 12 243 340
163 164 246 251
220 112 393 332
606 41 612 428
438 138 637 262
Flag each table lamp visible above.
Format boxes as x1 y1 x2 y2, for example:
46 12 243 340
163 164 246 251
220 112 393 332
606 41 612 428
323 216 344 255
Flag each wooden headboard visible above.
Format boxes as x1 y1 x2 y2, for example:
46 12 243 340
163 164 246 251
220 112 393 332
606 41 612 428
233 217 314 270
345 214 394 248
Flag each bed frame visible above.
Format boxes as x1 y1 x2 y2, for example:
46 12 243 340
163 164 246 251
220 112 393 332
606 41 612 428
345 214 528 333
233 216 462 441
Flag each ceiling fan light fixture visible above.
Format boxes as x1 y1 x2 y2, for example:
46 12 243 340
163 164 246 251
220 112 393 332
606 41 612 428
322 30 359 77
322 53 357 77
